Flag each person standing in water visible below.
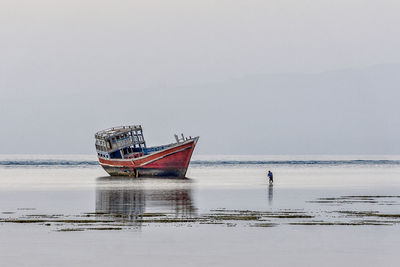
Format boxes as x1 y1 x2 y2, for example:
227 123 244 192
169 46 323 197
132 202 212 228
267 170 273 184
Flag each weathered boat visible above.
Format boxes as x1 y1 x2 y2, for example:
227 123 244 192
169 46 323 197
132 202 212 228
94 125 199 178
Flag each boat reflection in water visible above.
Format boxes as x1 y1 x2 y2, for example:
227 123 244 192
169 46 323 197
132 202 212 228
95 177 196 220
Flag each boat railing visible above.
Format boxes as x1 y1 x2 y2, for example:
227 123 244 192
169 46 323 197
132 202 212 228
145 146 167 154
174 134 194 143
95 125 142 136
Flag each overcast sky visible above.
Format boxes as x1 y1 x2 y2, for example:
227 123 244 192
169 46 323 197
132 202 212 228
1 0 400 154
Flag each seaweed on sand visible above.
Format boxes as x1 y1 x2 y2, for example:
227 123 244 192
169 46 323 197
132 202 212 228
250 223 278 227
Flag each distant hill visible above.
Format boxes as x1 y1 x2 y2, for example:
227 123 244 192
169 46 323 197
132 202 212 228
132 63 400 154
1 64 400 154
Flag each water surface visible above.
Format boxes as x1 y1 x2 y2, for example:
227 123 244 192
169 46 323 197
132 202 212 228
0 155 399 266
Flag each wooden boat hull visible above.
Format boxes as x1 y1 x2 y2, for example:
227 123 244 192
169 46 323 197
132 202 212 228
98 137 198 178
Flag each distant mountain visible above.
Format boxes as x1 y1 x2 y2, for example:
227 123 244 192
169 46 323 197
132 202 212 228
1 64 400 154
131 63 400 154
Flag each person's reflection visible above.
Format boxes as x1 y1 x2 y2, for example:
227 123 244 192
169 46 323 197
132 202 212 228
268 184 273 205
95 177 196 219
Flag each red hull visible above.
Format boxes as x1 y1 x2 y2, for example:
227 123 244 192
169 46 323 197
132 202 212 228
98 137 198 178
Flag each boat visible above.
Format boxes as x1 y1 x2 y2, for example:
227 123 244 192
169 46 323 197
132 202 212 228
94 125 199 178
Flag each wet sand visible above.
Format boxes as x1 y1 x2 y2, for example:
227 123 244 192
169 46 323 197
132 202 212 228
1 155 400 266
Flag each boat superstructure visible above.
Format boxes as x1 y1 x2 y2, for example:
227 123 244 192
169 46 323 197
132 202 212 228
95 125 198 177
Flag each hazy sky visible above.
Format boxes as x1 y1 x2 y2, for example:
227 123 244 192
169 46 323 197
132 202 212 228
1 0 400 154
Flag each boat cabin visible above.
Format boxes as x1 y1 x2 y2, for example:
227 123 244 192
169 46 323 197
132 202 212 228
95 125 148 160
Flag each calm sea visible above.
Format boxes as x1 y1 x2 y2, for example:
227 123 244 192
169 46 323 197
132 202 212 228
1 154 400 267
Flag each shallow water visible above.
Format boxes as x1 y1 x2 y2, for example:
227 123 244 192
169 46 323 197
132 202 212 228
1 155 400 266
